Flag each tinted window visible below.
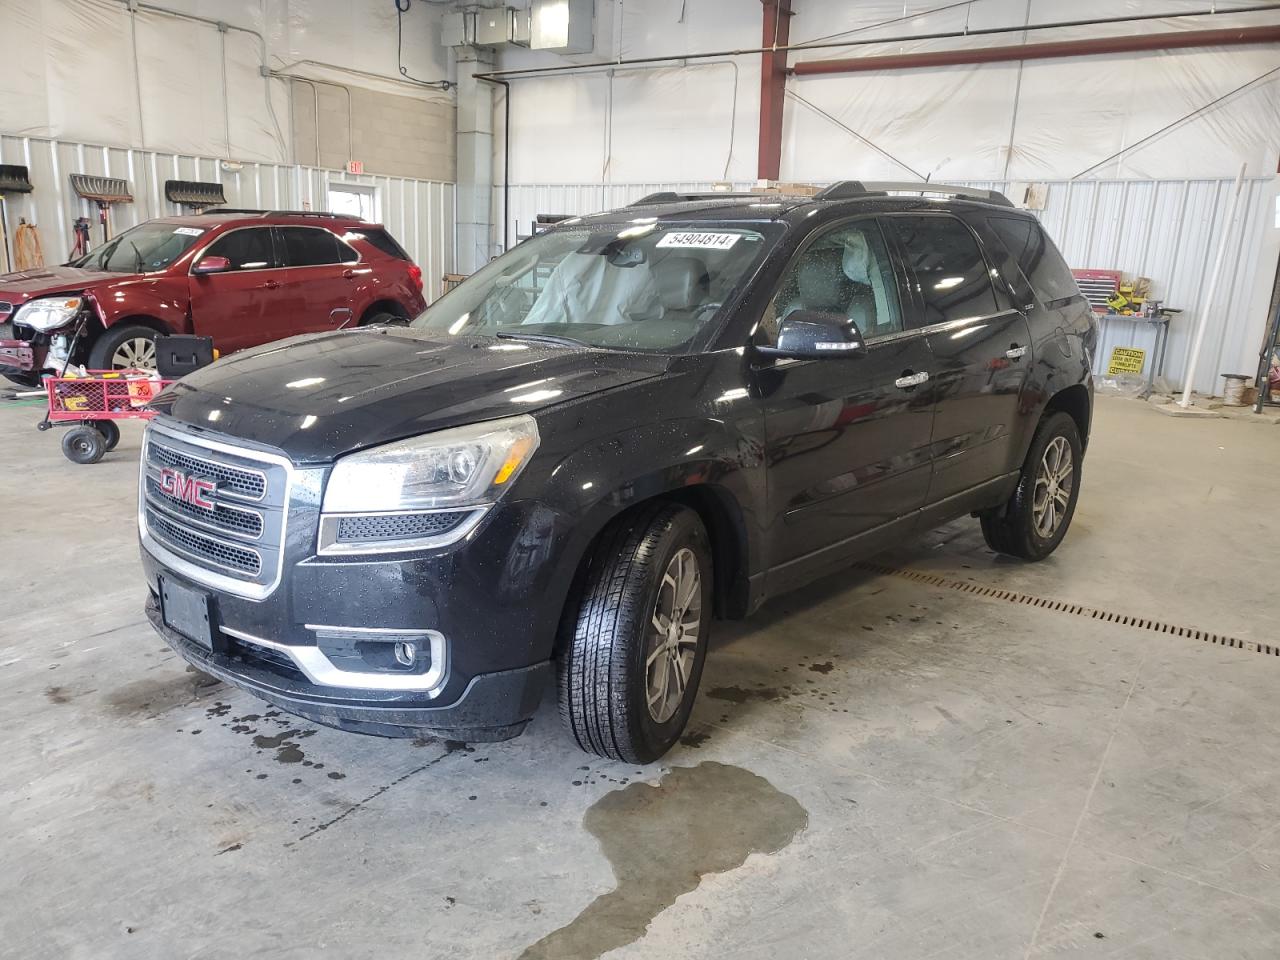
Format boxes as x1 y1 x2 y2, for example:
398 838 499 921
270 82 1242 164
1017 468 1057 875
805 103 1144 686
988 217 1078 307
884 215 999 325
204 228 274 271
352 229 409 261
279 227 343 266
765 220 903 342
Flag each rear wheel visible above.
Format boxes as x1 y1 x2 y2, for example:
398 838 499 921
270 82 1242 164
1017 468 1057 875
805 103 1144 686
62 426 106 464
558 503 712 763
92 419 120 451
87 324 159 372
980 411 1082 561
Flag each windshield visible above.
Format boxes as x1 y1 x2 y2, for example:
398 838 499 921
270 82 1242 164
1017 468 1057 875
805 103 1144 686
71 221 206 273
413 222 773 352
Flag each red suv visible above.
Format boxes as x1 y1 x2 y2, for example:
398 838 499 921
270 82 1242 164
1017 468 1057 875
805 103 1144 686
0 210 427 386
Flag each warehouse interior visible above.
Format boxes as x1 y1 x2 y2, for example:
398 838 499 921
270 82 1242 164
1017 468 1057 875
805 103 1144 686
3 1 1280 958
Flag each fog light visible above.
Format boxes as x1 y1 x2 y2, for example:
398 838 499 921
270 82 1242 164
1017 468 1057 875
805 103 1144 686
394 641 417 666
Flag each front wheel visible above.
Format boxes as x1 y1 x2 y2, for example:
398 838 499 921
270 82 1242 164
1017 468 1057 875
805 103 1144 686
87 324 160 372
980 411 1083 561
558 503 712 763
62 426 107 464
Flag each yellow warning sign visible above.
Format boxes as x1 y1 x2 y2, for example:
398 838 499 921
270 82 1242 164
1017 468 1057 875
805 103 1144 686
1107 346 1147 375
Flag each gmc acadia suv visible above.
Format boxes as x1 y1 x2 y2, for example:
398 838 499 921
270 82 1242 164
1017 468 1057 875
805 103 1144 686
139 182 1096 763
0 210 426 385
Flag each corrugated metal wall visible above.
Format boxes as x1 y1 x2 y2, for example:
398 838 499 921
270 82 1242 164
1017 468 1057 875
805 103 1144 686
0 135 456 300
503 178 1273 395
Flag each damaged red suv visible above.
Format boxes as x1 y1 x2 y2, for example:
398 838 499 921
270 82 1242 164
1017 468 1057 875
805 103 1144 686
0 210 426 386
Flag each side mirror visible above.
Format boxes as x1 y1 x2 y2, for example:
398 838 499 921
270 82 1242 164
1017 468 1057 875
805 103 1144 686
757 310 867 359
192 255 231 275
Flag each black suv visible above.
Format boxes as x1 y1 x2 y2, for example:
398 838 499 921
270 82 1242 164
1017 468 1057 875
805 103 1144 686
140 182 1095 763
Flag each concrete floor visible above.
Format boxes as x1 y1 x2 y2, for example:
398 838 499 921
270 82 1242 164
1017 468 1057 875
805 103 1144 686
2 395 1278 960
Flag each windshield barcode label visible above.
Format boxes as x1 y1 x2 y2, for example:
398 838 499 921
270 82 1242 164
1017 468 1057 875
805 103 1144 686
657 232 741 250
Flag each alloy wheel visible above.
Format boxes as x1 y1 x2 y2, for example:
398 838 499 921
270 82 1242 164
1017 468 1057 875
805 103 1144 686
1032 435 1074 539
644 547 702 723
111 336 157 371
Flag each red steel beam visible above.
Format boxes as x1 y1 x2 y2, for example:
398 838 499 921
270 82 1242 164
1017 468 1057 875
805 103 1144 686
758 0 793 181
792 24 1280 76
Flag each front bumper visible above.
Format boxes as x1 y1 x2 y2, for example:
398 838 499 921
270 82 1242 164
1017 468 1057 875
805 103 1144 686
0 338 34 372
146 593 551 740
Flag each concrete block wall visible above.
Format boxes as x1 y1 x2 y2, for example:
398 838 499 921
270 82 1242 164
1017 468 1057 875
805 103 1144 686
291 82 455 183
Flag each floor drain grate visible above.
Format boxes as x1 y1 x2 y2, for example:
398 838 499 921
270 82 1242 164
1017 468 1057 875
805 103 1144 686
856 562 1277 658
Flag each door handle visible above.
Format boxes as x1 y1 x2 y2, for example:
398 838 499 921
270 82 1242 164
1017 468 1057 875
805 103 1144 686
261 280 280 290
342 268 356 279
894 370 929 390
1006 344 1027 360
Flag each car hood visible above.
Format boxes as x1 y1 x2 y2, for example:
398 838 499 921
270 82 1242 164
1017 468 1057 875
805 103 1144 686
0 265 123 305
153 327 673 462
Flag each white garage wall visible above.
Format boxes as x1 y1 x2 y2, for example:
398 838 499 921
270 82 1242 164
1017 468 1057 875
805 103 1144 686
497 0 1280 183
0 0 453 165
501 177 1271 395
0 134 456 300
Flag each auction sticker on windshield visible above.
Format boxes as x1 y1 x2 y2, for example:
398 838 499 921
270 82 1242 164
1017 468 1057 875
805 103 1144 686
657 232 741 250
173 227 205 236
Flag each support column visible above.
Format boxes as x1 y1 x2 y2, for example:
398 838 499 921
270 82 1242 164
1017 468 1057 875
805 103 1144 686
454 45 496 274
757 0 792 182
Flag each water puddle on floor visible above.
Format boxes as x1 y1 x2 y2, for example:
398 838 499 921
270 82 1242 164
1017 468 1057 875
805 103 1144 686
518 761 807 960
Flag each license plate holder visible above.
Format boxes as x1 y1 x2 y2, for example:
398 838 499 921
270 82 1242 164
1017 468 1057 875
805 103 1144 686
159 576 215 651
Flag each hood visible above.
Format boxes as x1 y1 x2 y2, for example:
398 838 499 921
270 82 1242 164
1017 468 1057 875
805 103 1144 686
153 327 672 462
0 266 122 306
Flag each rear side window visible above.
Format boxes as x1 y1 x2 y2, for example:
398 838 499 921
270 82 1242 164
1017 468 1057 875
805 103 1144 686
204 228 274 271
278 227 352 266
988 217 1078 307
352 229 410 261
883 215 1000 325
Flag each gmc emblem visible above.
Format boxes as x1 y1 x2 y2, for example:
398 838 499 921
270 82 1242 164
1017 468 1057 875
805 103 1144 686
158 467 217 510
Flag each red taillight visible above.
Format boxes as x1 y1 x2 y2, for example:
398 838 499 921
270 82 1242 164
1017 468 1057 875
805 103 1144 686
407 264 423 291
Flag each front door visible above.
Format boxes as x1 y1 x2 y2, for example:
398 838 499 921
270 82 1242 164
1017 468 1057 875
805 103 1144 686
755 218 935 589
188 226 279 353
272 226 359 336
883 214 1033 504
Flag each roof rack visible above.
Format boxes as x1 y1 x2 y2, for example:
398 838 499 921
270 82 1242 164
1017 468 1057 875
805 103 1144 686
209 208 352 219
815 181 1014 207
629 191 761 206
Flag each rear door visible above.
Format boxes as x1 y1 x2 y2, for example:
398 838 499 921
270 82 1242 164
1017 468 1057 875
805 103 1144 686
188 227 279 352
272 226 359 335
756 217 936 589
883 213 1033 505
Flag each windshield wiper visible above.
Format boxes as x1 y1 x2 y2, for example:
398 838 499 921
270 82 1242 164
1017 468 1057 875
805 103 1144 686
129 240 145 273
494 331 588 349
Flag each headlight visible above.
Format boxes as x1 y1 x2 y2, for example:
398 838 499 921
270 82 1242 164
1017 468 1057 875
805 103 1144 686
318 415 539 555
13 296 83 332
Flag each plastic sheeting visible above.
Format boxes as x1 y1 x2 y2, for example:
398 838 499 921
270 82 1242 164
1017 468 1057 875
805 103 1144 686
0 133 456 301
497 0 1280 183
0 0 452 163
500 176 1273 396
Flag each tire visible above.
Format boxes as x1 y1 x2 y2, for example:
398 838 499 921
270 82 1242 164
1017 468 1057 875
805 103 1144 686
62 426 106 464
92 419 121 451
980 411 1083 561
87 324 160 372
558 503 713 763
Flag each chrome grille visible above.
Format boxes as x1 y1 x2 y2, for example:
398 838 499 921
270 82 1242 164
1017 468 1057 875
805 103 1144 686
144 476 264 538
145 510 262 575
140 420 292 600
146 441 266 500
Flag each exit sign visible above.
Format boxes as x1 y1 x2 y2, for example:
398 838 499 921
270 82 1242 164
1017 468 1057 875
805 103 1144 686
346 160 364 175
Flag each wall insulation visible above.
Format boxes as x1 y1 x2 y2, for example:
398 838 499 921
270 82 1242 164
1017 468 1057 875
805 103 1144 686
500 177 1273 397
0 135 456 301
